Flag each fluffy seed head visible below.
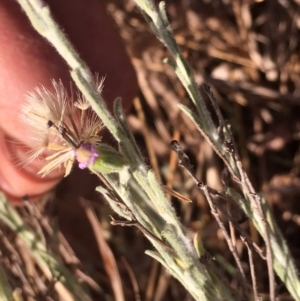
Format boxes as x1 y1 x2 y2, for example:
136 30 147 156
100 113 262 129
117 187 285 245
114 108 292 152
21 79 104 177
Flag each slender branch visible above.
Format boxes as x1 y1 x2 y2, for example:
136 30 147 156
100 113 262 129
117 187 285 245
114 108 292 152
170 140 248 298
198 182 248 298
110 217 176 255
202 84 276 300
235 161 275 301
241 237 260 301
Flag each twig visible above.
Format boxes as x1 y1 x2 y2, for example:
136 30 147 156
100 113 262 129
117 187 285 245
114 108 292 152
241 237 260 301
170 141 265 260
170 140 249 298
198 183 248 299
170 140 227 200
235 161 276 301
110 217 176 255
202 84 276 300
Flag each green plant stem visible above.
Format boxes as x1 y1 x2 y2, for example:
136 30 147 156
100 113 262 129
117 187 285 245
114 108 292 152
226 187 300 300
133 0 300 300
17 0 122 141
13 0 240 299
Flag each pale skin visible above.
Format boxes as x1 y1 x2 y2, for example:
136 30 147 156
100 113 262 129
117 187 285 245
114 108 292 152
0 0 137 203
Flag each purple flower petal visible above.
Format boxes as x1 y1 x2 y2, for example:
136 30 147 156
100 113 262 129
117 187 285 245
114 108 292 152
75 143 99 169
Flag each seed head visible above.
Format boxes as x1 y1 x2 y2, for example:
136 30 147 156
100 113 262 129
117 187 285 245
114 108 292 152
21 79 104 177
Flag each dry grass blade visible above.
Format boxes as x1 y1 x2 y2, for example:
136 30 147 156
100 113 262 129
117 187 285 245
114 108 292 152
83 200 125 301
145 260 159 301
153 269 170 301
121 257 141 301
161 185 192 203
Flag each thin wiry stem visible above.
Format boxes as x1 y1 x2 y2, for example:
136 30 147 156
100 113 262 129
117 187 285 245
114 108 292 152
199 183 248 299
242 237 260 301
235 161 275 301
202 84 276 300
170 140 248 298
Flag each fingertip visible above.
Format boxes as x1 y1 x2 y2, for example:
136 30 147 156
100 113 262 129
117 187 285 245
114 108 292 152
0 131 64 201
